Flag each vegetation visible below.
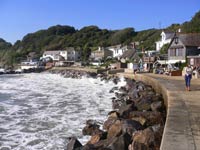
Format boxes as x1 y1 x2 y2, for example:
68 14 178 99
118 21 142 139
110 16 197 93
160 43 170 54
0 10 200 67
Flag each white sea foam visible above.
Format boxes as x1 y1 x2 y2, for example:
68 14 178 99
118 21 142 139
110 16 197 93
0 73 125 150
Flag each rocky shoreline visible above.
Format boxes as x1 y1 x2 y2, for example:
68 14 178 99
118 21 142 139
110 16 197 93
48 69 166 150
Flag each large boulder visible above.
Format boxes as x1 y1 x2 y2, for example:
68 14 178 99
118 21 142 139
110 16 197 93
125 78 136 91
87 132 107 145
128 127 158 150
151 101 163 112
135 97 152 111
129 111 164 126
151 124 164 149
84 133 131 150
118 103 137 118
103 118 118 131
107 133 131 150
107 120 122 139
82 120 103 136
112 99 126 109
128 88 140 99
66 137 82 150
121 119 144 136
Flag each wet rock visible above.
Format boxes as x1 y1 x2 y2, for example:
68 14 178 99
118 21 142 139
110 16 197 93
125 78 136 91
118 103 137 118
103 117 118 131
128 88 140 99
107 120 122 139
129 127 156 150
82 120 103 136
107 111 119 118
87 132 107 145
106 133 131 150
135 97 152 111
151 101 163 111
109 87 118 93
151 94 163 102
129 111 164 126
121 119 144 136
66 137 82 150
151 124 164 148
112 76 120 85
118 86 128 94
128 141 148 150
84 133 131 150
115 92 126 99
130 116 147 126
112 99 126 109
138 91 156 99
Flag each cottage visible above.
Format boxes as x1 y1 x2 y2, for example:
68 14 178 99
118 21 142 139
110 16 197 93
42 48 80 62
20 52 40 70
120 48 141 73
156 30 174 51
120 48 140 63
90 47 113 61
107 44 133 58
168 33 200 64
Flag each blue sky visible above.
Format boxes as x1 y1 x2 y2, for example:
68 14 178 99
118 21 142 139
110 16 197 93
0 0 199 44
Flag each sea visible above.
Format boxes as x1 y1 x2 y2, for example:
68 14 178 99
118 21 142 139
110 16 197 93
0 73 126 150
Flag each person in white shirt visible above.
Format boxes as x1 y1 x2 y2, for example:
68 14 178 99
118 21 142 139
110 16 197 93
184 64 193 91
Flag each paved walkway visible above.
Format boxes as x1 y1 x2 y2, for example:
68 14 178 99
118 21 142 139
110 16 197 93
118 73 200 150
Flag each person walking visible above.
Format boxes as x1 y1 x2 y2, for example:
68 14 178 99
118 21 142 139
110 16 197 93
184 64 193 91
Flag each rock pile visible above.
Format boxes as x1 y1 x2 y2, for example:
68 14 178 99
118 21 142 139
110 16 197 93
48 69 97 78
67 77 166 150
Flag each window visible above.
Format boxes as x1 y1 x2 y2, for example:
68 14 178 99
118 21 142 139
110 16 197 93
177 48 183 56
170 49 176 56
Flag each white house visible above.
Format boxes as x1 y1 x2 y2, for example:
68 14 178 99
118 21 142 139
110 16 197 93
42 48 80 62
21 60 39 70
155 31 174 51
107 44 133 58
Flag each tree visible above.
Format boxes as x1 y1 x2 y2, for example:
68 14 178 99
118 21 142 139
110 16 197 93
82 43 91 62
160 43 169 54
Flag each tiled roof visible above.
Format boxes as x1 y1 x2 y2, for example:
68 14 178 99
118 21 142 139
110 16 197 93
43 50 60 55
121 49 139 60
178 33 200 46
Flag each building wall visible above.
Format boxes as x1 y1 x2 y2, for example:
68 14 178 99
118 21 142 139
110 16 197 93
168 40 186 63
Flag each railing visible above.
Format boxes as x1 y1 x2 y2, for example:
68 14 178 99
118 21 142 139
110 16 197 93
143 57 155 62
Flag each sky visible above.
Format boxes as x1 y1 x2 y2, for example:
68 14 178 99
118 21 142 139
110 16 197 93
0 0 199 44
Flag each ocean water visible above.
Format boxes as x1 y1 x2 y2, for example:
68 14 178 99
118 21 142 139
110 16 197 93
0 73 126 150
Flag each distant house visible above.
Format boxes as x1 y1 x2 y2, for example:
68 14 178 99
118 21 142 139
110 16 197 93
20 52 40 70
168 33 200 64
107 44 133 58
90 47 113 61
42 48 80 62
120 48 140 63
21 60 39 70
156 30 175 51
107 44 123 58
42 50 64 61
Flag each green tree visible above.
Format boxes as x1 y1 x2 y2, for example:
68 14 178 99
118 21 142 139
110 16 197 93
160 43 169 54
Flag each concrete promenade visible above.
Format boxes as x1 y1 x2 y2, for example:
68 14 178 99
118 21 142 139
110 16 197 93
117 73 200 150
